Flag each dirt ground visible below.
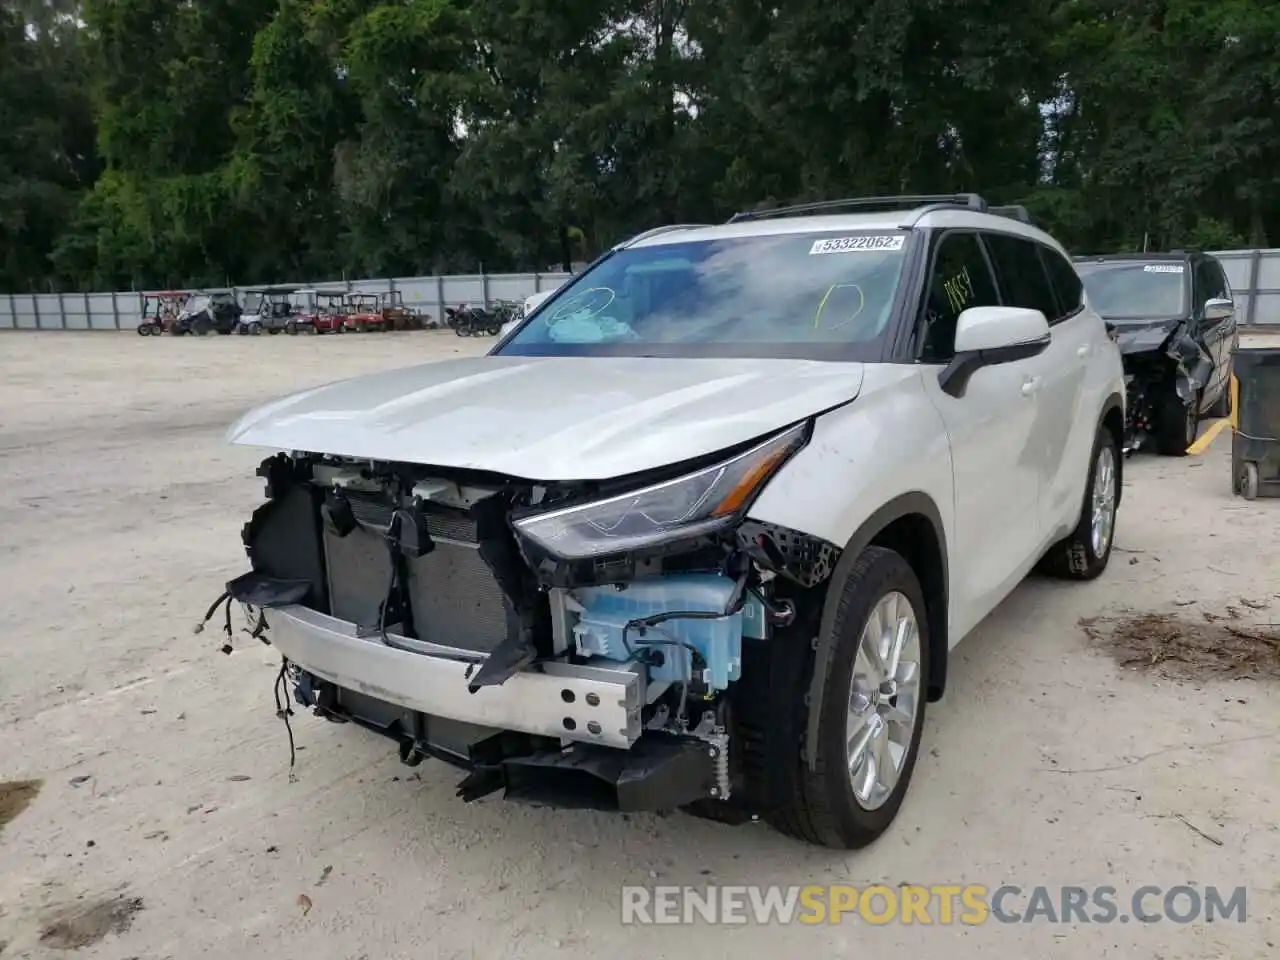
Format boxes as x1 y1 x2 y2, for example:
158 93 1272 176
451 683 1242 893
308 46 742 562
1 330 1277 959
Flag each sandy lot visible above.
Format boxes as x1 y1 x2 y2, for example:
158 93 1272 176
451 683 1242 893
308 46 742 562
0 330 1277 959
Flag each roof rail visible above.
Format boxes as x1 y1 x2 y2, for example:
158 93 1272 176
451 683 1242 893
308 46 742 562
727 194 988 223
988 204 1033 225
616 223 711 248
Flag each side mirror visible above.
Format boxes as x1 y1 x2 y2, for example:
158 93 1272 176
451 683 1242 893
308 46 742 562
939 306 1051 399
1204 297 1234 323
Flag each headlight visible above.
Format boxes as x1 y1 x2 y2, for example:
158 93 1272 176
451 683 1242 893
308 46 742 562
513 423 807 559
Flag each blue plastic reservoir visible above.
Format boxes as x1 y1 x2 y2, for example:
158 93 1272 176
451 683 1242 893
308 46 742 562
571 574 743 692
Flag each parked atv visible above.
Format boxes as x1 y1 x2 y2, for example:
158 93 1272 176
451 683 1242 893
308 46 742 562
446 303 502 336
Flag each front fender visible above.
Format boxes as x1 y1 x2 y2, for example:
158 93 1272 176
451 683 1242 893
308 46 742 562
746 368 955 770
747 368 954 551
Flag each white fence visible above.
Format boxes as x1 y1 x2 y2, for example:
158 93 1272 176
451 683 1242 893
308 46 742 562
0 272 573 331
3 249 1280 330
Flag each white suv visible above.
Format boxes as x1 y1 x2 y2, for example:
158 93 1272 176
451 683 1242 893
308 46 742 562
218 194 1125 850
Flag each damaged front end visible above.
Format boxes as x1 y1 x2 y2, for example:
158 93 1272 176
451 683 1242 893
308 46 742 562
202 423 841 818
1116 320 1212 455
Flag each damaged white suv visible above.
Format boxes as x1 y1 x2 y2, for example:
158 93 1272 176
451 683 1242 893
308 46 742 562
213 194 1125 849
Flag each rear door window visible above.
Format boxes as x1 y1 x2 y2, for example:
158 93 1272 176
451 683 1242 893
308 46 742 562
917 232 1000 362
984 233 1059 322
1039 246 1085 321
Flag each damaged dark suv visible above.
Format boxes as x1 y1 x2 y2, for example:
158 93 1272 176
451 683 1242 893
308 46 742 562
1074 251 1237 455
206 194 1125 850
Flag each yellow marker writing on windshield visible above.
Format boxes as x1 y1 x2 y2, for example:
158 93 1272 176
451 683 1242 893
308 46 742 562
814 283 865 330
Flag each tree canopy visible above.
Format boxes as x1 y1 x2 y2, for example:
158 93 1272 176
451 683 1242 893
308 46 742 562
1 0 1277 291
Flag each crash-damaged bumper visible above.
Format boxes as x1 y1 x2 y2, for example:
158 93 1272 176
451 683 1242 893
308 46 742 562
1116 319 1213 453
205 437 839 815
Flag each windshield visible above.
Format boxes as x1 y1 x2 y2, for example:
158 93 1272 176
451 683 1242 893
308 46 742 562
182 295 211 316
495 230 912 360
1076 261 1188 319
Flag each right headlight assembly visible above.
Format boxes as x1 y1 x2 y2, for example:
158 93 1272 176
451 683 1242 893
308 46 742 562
512 423 808 560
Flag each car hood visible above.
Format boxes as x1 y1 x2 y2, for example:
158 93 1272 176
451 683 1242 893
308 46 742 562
227 356 865 480
1111 316 1184 356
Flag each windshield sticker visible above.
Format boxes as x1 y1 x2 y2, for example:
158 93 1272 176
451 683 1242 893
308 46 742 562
942 266 976 315
809 235 905 255
1143 264 1185 274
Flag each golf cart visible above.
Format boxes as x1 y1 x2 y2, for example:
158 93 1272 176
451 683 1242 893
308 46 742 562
378 290 428 330
345 292 386 332
288 288 349 335
170 291 243 336
239 285 301 335
136 291 192 336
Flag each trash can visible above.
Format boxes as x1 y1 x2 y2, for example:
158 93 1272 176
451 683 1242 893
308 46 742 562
1231 346 1280 499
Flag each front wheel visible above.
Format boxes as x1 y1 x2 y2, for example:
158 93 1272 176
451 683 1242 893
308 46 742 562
1154 386 1197 456
1039 423 1120 580
769 546 929 849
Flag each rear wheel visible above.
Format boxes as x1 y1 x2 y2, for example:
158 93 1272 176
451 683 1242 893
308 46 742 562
1239 462 1260 500
1154 385 1197 456
1039 423 1119 580
768 546 929 849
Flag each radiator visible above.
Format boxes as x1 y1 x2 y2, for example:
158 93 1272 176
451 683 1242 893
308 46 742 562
322 494 510 653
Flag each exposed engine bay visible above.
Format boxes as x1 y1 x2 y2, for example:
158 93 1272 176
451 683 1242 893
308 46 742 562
201 438 842 817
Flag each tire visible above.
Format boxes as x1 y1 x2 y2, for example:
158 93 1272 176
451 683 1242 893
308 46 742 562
1038 423 1120 580
267 326 280 335
768 546 930 850
285 320 298 335
1154 385 1197 456
1239 462 1260 501
136 324 151 336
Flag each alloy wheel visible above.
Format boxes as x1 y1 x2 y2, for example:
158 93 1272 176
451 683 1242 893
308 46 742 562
845 591 922 811
1091 444 1117 557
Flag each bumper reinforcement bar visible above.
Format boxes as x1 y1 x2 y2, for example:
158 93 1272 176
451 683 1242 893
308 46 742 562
264 605 645 749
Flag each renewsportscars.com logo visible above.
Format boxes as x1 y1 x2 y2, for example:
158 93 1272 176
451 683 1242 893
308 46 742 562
620 884 1248 926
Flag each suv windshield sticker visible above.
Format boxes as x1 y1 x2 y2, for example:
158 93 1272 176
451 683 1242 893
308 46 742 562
809 235 905 255
1143 264 1184 274
942 266 976 314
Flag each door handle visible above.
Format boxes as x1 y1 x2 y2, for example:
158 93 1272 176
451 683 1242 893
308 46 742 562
1077 343 1091 357
1021 376 1041 397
